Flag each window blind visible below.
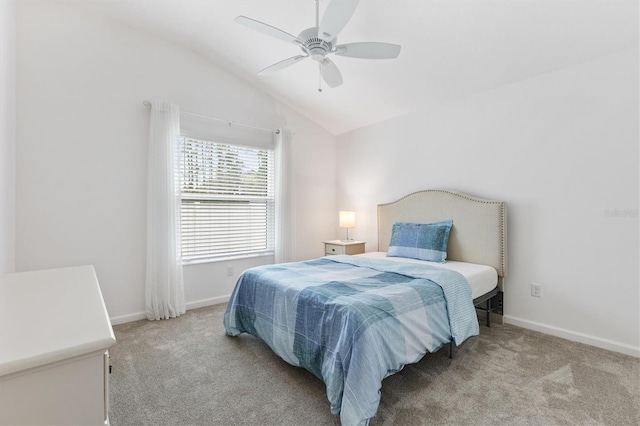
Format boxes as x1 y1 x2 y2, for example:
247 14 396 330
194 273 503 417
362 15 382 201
178 137 275 261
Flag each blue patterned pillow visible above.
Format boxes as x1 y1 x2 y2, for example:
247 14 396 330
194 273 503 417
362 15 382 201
387 220 453 263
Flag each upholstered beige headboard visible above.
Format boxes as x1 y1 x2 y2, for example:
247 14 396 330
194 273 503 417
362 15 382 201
378 190 507 279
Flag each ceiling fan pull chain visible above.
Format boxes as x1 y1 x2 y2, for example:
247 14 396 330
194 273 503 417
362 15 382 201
318 63 323 92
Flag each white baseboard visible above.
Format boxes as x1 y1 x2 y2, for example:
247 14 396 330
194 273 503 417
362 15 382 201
186 295 230 310
504 315 640 358
110 295 231 326
110 311 147 326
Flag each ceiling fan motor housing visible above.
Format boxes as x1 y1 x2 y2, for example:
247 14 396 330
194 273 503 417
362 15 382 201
299 27 335 61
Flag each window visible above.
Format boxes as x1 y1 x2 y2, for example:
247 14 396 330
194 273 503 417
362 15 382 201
178 136 274 262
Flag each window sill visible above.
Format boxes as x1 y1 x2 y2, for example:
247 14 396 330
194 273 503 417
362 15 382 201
181 251 274 266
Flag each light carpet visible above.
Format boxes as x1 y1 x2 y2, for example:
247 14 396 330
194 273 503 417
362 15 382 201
109 304 639 425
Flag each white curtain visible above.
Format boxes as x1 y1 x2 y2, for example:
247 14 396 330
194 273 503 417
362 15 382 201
146 100 185 320
275 128 295 263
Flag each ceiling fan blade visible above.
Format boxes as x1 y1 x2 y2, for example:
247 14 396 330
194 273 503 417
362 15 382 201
320 58 343 88
258 55 307 76
318 0 359 42
235 16 302 45
335 42 401 59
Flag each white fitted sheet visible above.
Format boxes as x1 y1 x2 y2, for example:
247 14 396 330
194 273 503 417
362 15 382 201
355 252 498 300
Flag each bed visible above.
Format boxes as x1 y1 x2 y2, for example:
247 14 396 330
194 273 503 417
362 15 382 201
223 189 507 425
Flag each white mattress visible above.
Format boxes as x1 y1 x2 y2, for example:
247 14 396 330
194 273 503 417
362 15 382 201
355 252 498 300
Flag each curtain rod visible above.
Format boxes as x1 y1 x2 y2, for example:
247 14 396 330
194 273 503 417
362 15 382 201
143 101 279 134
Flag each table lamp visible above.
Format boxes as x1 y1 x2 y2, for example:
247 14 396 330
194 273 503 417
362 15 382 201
339 211 355 241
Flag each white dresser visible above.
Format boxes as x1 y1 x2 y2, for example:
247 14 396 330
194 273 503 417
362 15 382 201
0 265 116 425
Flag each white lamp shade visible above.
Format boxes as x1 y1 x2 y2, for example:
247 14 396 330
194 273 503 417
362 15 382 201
339 211 356 228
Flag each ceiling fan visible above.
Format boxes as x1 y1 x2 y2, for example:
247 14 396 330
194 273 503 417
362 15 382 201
236 0 401 90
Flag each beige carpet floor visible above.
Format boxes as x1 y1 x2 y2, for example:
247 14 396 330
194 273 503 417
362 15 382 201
109 304 639 425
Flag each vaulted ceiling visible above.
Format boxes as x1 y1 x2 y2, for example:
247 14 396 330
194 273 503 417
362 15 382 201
74 0 638 135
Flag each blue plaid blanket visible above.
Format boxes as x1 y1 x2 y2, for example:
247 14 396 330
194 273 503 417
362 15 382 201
223 255 479 425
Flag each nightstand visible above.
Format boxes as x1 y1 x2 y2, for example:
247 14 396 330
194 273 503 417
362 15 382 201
323 240 366 256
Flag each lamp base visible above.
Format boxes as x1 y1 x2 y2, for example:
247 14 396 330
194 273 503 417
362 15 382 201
341 227 354 242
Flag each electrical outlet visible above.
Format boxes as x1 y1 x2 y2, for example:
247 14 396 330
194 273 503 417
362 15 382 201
531 283 542 298
226 266 234 277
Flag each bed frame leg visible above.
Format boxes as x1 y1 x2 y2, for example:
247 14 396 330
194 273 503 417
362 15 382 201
474 289 501 328
486 299 491 327
449 341 453 359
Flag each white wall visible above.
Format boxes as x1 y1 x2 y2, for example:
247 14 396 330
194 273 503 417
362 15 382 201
337 49 639 356
0 0 16 275
16 1 336 322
